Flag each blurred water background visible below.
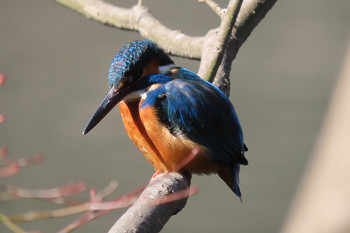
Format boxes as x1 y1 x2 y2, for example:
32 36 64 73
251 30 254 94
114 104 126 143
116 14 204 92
0 0 349 232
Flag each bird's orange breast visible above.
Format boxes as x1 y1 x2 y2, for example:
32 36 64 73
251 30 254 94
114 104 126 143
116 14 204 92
119 97 220 174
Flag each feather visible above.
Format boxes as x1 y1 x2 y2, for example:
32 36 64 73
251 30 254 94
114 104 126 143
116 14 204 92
140 68 248 166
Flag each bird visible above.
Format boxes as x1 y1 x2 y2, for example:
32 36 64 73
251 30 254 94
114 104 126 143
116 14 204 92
83 40 248 199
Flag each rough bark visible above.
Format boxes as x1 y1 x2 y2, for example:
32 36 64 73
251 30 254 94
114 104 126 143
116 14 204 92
108 172 191 233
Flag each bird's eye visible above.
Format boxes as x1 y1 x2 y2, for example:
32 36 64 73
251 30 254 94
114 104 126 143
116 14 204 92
117 77 132 89
127 76 134 83
123 71 134 84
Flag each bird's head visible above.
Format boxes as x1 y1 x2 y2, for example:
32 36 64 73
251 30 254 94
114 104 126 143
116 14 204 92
83 40 174 135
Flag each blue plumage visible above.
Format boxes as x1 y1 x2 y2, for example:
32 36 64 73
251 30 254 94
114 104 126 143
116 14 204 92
139 68 248 197
141 68 248 165
84 40 248 198
108 40 173 88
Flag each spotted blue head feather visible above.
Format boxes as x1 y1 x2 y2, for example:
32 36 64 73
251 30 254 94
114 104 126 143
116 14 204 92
108 40 174 88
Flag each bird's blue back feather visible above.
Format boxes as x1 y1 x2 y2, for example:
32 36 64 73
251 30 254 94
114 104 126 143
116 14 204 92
140 68 247 165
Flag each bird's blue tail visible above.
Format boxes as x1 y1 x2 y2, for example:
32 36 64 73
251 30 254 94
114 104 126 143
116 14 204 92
217 163 243 201
232 164 242 202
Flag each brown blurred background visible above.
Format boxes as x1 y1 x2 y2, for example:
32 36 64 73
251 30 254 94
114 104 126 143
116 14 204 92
1 0 349 232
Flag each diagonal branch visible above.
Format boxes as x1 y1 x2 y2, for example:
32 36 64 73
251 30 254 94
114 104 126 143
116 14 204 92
199 0 278 95
212 0 278 95
198 0 243 83
108 172 191 233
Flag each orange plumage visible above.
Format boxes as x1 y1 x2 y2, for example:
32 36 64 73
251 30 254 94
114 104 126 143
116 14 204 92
119 96 220 174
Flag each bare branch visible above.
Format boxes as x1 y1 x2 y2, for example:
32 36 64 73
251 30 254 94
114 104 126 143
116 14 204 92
55 0 277 96
108 172 191 233
55 0 203 59
199 0 278 95
0 213 27 233
198 0 243 83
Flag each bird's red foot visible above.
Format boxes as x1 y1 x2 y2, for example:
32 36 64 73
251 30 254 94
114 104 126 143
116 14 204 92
152 170 162 178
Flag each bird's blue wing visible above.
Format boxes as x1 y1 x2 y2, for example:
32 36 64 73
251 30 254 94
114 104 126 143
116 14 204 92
142 69 248 165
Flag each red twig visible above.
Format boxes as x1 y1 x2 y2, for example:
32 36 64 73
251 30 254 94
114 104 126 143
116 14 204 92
0 73 5 86
1 182 87 199
0 114 5 124
0 146 8 159
174 147 200 172
0 153 43 167
57 184 144 233
0 164 19 177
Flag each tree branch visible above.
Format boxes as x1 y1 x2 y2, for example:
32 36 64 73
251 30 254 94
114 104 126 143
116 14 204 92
199 0 278 95
55 0 278 87
55 0 203 59
108 172 191 233
198 0 243 83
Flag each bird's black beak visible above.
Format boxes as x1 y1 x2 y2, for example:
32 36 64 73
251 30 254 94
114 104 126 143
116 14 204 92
83 87 127 135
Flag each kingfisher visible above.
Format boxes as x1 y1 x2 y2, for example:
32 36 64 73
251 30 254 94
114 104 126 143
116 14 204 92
83 40 248 199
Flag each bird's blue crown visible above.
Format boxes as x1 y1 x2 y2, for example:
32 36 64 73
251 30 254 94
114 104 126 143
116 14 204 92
108 40 174 88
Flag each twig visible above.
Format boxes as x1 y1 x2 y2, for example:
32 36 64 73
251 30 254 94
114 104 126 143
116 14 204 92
0 146 8 159
58 180 132 233
0 73 5 86
0 154 43 167
0 164 18 177
0 154 43 178
7 181 121 223
199 0 225 17
0 114 5 124
0 213 28 233
0 182 87 200
94 180 118 200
